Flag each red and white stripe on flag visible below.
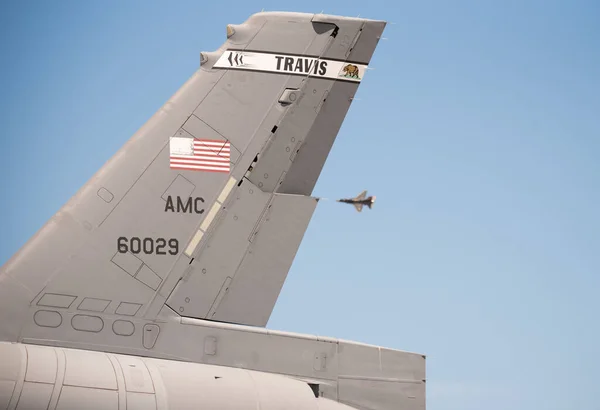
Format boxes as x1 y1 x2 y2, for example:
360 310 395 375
169 137 230 173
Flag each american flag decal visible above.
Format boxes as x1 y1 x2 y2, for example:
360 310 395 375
169 137 231 173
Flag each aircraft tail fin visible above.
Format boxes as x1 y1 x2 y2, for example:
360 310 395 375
368 195 376 209
0 11 386 348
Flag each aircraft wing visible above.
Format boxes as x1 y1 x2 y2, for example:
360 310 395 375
0 12 386 341
355 190 367 201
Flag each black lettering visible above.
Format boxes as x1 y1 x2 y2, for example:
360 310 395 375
294 58 303 72
130 237 141 254
165 196 175 212
304 59 313 73
318 61 327 76
143 238 154 254
166 195 205 214
168 239 179 255
284 57 293 71
156 238 167 255
194 197 205 214
313 60 319 74
177 196 192 213
275 55 284 70
117 237 128 253
117 236 178 255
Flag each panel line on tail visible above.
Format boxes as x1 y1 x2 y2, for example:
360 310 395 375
98 138 171 227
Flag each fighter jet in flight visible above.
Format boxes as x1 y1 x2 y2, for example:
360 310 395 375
337 190 376 212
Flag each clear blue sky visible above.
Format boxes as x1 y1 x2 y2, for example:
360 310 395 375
1 1 599 409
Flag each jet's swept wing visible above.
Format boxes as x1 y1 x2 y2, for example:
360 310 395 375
355 190 368 201
353 190 368 211
0 12 387 342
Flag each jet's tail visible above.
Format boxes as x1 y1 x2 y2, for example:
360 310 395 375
368 195 376 209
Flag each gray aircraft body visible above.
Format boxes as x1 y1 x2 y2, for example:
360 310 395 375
337 190 376 212
0 12 425 410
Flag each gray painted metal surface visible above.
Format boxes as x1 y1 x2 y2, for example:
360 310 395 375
0 342 423 409
0 11 426 410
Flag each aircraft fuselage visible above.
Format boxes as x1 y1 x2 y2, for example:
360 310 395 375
0 342 353 409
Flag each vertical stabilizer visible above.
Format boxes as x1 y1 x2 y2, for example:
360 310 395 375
0 12 386 347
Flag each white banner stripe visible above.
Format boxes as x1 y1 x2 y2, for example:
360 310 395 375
213 50 366 82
